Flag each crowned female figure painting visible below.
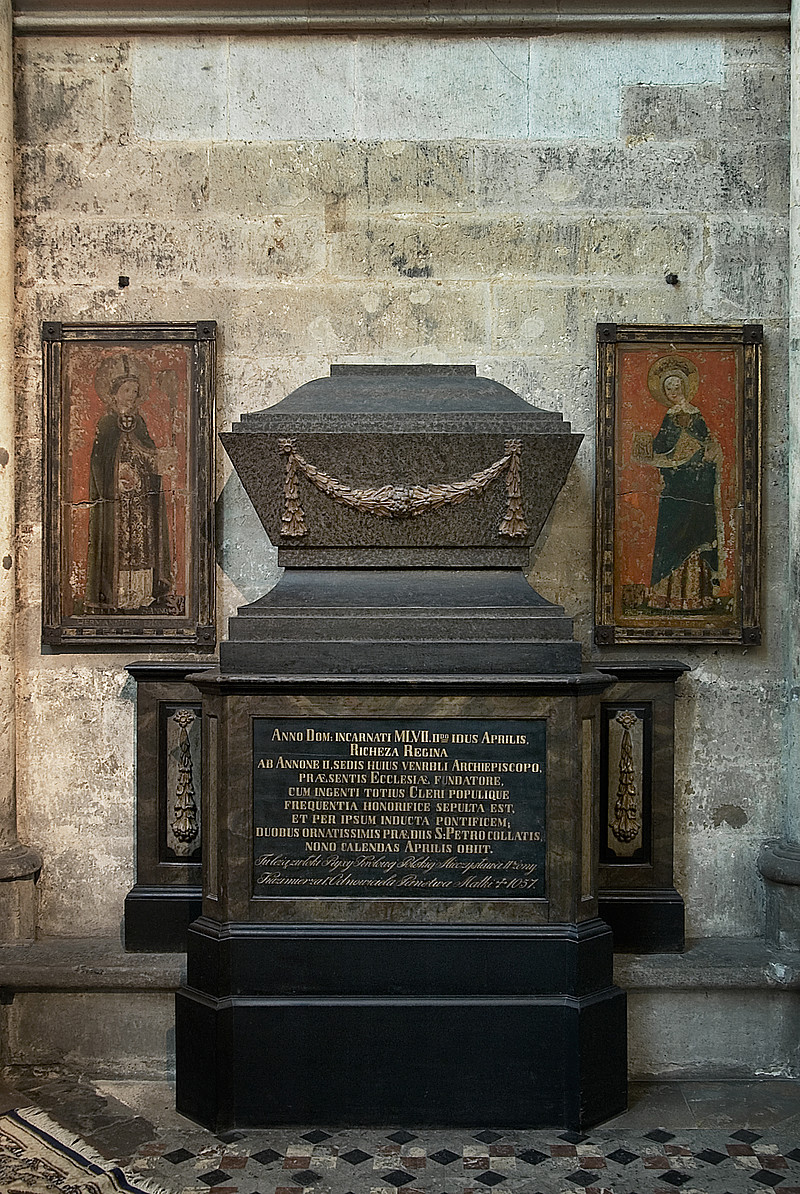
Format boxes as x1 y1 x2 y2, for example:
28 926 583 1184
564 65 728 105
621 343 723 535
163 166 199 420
85 354 173 612
632 355 724 611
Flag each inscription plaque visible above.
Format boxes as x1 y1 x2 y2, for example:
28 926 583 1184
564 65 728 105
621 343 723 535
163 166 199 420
253 717 546 898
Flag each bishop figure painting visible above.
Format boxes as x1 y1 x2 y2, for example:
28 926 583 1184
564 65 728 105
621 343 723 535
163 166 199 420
595 325 761 645
43 322 215 647
85 351 177 614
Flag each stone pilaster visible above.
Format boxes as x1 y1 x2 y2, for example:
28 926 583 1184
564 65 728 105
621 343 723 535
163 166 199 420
0 0 40 941
759 0 800 949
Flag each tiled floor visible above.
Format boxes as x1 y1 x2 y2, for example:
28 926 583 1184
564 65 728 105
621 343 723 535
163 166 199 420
2 1070 800 1194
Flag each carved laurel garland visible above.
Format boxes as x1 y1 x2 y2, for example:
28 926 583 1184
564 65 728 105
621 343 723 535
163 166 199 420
278 438 528 538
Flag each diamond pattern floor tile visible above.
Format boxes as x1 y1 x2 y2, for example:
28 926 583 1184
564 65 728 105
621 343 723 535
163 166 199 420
5 1070 800 1194
120 1124 800 1194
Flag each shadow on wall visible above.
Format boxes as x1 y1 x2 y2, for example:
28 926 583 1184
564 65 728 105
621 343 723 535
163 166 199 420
215 471 276 603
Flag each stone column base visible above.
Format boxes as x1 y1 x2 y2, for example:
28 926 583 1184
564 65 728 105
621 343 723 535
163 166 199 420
0 843 41 942
758 840 800 950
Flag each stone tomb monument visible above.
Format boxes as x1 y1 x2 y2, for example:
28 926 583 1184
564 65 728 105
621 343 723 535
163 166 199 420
176 365 627 1129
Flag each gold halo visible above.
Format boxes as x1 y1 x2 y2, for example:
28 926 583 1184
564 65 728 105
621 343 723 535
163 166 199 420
647 354 699 407
93 352 151 407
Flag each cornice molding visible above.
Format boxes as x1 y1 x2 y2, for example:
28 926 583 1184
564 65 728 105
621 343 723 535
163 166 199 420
11 1 791 37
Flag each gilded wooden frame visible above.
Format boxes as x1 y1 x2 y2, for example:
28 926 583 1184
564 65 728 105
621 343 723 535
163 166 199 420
595 323 762 645
42 320 216 648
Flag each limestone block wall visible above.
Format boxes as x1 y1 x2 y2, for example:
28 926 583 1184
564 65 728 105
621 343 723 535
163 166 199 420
11 29 789 939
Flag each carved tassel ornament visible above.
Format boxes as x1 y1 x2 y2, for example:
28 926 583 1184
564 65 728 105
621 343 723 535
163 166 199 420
611 709 641 844
171 708 199 851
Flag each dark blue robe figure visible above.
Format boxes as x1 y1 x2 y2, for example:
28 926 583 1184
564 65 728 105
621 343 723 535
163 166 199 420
650 408 719 607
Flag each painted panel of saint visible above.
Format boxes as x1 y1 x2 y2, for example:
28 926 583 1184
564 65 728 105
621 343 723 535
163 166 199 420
615 346 739 625
63 343 190 619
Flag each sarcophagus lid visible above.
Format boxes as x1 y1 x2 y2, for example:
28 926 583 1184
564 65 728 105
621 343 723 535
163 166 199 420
222 364 582 570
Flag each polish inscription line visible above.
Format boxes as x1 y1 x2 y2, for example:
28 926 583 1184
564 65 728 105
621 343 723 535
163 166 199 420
252 718 546 898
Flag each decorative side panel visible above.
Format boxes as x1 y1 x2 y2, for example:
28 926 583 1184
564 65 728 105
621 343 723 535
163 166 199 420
205 714 219 902
160 702 202 863
581 717 593 901
600 702 652 865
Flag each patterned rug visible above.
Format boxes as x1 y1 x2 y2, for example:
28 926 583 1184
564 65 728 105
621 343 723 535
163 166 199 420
0 1106 170 1194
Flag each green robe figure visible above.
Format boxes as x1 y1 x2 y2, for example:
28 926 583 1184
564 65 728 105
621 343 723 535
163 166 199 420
85 370 172 611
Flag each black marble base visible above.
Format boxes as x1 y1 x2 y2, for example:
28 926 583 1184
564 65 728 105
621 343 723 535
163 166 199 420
221 569 581 675
123 885 203 953
175 918 627 1131
599 889 685 953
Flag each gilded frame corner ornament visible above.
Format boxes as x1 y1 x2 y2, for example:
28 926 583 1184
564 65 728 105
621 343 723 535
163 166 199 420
42 320 216 648
594 322 762 646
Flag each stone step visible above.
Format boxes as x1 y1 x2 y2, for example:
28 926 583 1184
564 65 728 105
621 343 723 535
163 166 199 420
228 614 574 641
219 637 582 674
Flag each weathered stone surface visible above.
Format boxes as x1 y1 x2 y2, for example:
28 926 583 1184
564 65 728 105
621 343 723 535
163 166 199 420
621 70 790 146
362 141 476 213
627 989 800 1077
704 217 789 320
722 32 789 66
208 141 368 216
528 33 723 141
14 37 129 72
355 37 529 140
228 282 490 357
16 216 326 286
330 214 703 282
228 37 356 140
725 64 790 138
15 665 135 937
217 353 329 427
14 54 106 144
131 38 228 140
4 992 174 1078
491 282 690 360
670 668 785 937
716 142 790 213
475 140 722 213
490 285 575 357
621 84 724 143
13 356 39 441
475 356 594 426
17 145 211 218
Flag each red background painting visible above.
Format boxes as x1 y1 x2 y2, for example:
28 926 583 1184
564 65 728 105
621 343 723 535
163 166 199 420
615 343 740 618
63 342 191 617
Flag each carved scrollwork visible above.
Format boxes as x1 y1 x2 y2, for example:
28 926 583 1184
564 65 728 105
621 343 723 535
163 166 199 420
278 438 528 538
